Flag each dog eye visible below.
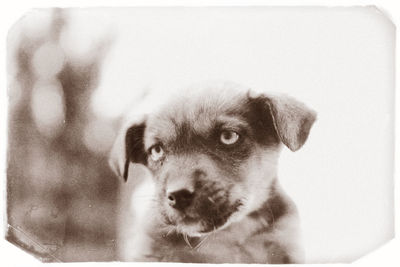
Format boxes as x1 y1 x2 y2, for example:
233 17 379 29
150 145 164 161
220 130 240 145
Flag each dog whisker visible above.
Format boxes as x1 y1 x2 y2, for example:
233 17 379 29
259 215 269 228
131 195 154 198
194 234 209 250
166 227 175 236
183 233 193 249
266 204 275 229
131 197 155 202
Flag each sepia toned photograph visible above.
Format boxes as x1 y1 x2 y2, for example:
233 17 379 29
5 6 395 264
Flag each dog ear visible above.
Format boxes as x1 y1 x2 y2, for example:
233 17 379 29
267 94 317 151
109 120 147 182
249 92 317 151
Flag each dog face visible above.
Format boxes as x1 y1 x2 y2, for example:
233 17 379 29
110 83 316 237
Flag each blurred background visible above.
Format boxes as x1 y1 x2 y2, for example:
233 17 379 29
7 9 120 262
6 7 394 263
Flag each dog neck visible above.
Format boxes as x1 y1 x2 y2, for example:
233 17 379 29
224 180 294 240
247 180 290 226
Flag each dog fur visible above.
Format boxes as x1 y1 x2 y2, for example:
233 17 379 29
109 82 316 263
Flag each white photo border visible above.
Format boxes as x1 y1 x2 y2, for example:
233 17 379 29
0 1 398 266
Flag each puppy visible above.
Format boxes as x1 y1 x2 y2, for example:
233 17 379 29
109 82 316 263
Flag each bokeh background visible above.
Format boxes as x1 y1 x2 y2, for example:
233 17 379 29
7 9 119 262
6 7 394 263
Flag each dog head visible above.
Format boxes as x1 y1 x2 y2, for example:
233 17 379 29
109 83 316 236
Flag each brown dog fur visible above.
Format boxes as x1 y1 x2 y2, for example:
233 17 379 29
109 82 316 263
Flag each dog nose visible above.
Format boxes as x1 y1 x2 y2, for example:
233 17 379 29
167 189 194 211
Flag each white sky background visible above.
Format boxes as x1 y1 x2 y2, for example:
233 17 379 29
90 7 394 263
2 5 395 264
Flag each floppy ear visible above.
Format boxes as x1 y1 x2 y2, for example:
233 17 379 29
266 94 317 151
109 120 147 182
249 92 317 151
